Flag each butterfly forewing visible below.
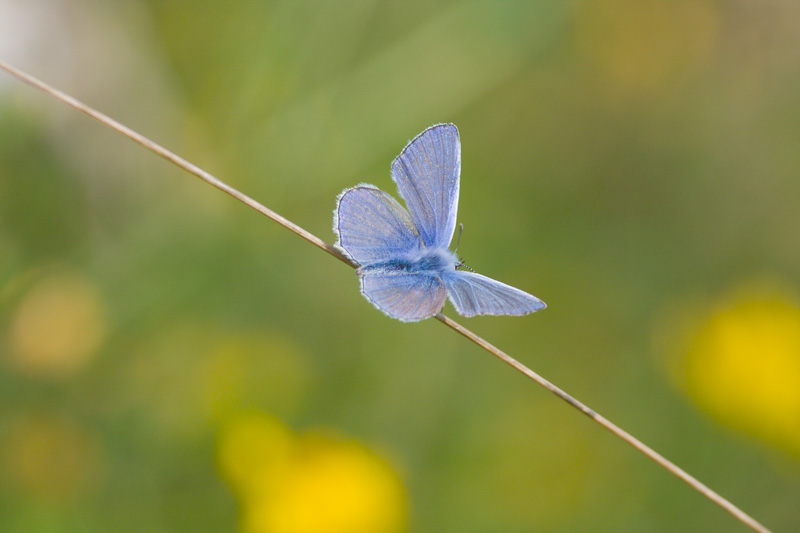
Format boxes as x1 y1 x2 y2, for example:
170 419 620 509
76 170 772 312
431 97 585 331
391 123 460 249
335 185 421 266
442 270 546 317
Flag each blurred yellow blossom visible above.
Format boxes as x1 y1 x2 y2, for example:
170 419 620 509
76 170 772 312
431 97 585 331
218 412 294 500
576 0 719 97
123 326 311 440
218 413 406 533
0 413 105 501
7 271 106 378
200 333 311 422
661 283 800 455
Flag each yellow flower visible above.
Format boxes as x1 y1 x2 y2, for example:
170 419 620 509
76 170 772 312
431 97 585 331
663 283 800 455
123 327 311 440
7 271 106 378
218 413 406 533
218 413 293 502
1 413 105 501
200 333 311 422
576 0 718 97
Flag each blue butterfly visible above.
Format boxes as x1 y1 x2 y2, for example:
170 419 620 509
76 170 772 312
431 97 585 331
334 123 546 322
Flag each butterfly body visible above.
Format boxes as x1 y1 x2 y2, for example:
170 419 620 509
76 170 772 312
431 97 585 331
357 247 458 276
334 123 545 322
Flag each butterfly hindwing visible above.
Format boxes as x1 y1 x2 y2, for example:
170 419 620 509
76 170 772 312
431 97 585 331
442 270 546 317
360 270 447 322
391 123 460 250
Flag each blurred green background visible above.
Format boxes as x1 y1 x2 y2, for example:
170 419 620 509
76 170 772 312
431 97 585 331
2 1 800 531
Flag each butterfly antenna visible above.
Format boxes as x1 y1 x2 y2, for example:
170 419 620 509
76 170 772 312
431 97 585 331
457 259 476 272
454 223 464 253
453 225 476 271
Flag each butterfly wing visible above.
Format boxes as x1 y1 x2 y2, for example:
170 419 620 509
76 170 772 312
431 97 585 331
442 270 546 317
391 123 460 249
360 270 447 322
334 185 421 266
